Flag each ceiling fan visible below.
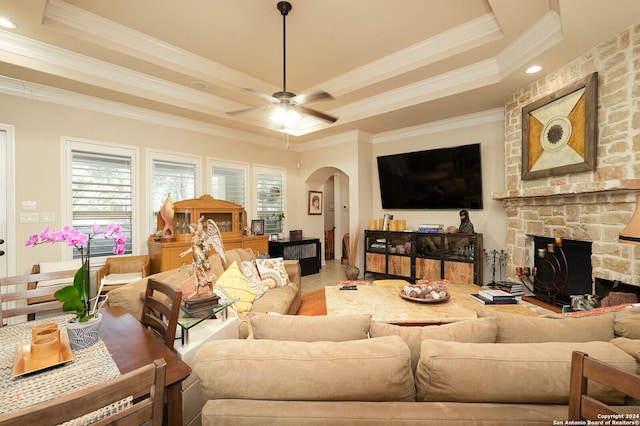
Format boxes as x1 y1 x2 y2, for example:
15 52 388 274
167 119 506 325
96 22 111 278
227 1 338 127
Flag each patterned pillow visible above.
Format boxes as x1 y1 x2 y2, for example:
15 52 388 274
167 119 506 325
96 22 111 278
214 261 256 314
255 257 290 288
240 260 267 297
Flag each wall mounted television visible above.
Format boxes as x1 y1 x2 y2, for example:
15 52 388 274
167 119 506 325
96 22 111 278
377 143 483 210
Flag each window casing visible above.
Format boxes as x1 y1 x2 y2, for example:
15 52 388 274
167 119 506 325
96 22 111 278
149 151 200 233
255 166 285 235
64 139 137 260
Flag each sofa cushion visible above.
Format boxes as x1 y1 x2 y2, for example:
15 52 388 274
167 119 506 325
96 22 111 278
249 313 371 341
370 317 497 372
214 261 256 314
415 340 636 405
193 335 415 402
477 309 615 342
240 260 266 297
105 266 193 319
615 314 640 339
255 257 290 288
221 247 255 269
609 337 640 363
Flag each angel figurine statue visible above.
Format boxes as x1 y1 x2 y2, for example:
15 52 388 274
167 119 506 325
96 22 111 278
179 216 226 298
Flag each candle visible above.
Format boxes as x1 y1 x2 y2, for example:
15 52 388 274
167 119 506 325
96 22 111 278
515 266 523 275
547 243 555 253
555 237 563 247
538 248 546 258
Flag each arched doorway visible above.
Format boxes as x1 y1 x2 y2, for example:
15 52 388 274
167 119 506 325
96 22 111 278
305 167 349 265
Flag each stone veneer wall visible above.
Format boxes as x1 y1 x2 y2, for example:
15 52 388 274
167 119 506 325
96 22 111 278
498 22 640 288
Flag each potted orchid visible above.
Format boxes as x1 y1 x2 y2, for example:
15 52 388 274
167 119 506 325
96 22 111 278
26 223 127 349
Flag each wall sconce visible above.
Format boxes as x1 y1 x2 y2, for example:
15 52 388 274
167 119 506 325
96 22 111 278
619 193 640 245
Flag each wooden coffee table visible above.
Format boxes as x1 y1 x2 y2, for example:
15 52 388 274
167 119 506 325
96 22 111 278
325 282 552 324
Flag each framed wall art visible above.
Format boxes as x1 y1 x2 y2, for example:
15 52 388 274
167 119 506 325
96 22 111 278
521 72 598 180
251 219 264 235
308 191 323 215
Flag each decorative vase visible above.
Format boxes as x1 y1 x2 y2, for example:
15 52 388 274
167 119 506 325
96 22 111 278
65 313 102 350
345 265 360 281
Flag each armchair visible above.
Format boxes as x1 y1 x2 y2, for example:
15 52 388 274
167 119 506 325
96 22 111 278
96 255 150 293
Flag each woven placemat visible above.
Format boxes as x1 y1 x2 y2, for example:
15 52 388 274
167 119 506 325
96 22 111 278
0 315 122 415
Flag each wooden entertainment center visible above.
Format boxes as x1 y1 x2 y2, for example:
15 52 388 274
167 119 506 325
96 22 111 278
148 195 268 273
364 230 483 285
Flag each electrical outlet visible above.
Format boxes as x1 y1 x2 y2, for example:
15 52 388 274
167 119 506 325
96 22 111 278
42 212 55 223
20 212 39 223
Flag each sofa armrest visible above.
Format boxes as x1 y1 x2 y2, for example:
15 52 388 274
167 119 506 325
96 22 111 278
284 260 301 315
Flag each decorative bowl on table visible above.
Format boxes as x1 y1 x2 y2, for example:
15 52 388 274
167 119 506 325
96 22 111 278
400 281 450 303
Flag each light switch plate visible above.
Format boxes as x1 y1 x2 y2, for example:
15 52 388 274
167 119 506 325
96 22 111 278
22 201 37 211
42 212 55 223
20 212 39 223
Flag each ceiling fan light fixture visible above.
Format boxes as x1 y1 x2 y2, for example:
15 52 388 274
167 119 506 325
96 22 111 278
271 106 301 127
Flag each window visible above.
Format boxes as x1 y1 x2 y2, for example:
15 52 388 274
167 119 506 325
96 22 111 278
65 139 137 259
209 159 247 208
149 152 200 233
255 166 285 235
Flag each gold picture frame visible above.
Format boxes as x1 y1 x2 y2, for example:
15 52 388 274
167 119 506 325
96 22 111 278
521 72 598 180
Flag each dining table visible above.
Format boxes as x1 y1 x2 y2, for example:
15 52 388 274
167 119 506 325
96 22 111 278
0 306 191 425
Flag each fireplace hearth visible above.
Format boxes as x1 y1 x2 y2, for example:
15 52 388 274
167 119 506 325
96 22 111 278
532 237 593 307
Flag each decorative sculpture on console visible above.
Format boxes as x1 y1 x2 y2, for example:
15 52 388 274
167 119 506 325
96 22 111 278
160 192 175 240
179 216 226 299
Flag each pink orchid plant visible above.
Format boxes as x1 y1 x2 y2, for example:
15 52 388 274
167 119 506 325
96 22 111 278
26 223 127 322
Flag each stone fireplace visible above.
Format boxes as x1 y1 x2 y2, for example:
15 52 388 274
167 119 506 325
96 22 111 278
497 21 640 294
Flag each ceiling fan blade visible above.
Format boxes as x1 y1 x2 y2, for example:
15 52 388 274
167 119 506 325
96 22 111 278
243 88 280 103
226 106 267 116
298 105 338 123
291 91 334 105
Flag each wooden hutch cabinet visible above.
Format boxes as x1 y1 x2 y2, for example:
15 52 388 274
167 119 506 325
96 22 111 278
148 195 269 273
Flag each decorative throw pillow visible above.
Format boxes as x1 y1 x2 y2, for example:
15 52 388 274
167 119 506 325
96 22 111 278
240 260 266 297
255 257 290 288
214 261 256 314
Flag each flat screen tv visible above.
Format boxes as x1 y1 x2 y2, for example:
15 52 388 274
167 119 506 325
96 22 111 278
377 143 483 210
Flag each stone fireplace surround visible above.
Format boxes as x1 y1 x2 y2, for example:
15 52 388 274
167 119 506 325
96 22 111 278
497 21 640 293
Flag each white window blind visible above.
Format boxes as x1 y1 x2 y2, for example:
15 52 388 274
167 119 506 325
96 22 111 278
211 165 246 207
71 150 133 258
152 159 197 231
256 169 284 235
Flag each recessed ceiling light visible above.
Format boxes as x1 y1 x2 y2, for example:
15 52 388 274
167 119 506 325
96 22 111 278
191 81 207 90
525 65 542 74
0 17 17 29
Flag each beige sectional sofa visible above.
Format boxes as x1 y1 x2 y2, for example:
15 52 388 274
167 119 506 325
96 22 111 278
105 248 302 334
192 307 640 425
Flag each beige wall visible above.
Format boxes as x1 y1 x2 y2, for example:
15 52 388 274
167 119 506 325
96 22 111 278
369 111 506 284
0 94 298 274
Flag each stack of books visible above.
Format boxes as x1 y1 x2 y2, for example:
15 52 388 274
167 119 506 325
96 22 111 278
417 224 444 233
470 289 518 305
492 281 525 296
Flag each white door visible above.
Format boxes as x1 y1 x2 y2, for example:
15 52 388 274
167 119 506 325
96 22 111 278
0 125 16 279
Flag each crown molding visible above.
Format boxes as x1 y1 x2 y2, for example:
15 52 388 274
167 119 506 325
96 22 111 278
45 0 277 93
373 108 504 144
315 13 503 96
0 75 284 148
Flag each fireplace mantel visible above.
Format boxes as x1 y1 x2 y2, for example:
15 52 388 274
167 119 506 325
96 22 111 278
493 179 640 202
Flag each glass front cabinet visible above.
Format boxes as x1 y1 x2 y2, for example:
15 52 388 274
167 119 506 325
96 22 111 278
364 230 483 285
148 195 268 273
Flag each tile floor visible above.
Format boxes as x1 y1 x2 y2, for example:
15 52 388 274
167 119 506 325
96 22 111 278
301 259 350 294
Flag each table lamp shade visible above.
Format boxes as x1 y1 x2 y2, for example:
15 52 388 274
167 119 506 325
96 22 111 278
619 193 640 245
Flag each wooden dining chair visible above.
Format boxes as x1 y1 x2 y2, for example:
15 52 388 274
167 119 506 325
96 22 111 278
568 351 640 420
1 269 78 325
141 278 182 350
0 358 166 426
